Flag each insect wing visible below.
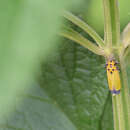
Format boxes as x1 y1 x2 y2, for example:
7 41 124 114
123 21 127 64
114 70 121 91
107 69 113 91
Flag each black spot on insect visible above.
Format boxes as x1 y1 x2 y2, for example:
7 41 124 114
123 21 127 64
114 63 117 66
110 71 113 74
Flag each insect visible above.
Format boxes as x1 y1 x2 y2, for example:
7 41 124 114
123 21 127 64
105 59 121 95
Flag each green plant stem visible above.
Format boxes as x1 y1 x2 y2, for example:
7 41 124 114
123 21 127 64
112 94 125 130
122 23 130 49
63 11 105 48
110 0 120 46
112 97 119 130
103 0 130 130
120 57 130 129
60 26 104 56
112 57 130 130
102 0 112 47
124 46 130 66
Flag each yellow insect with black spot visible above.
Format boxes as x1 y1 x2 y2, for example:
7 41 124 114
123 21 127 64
106 60 121 95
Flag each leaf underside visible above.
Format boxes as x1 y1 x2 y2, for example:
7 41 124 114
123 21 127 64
0 42 114 130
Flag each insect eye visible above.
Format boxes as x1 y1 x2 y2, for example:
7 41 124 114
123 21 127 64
112 69 114 71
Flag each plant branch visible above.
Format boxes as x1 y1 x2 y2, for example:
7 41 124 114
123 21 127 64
110 0 120 46
111 54 130 130
121 23 130 49
60 27 104 56
119 57 130 130
112 97 119 130
102 0 112 47
103 0 130 130
63 11 105 48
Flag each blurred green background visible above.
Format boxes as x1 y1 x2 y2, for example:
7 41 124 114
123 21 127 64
0 0 130 130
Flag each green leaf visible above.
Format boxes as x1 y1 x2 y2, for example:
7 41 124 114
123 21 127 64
0 82 76 130
60 26 104 56
100 93 114 130
0 0 75 117
0 40 118 130
64 11 105 48
39 42 111 130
